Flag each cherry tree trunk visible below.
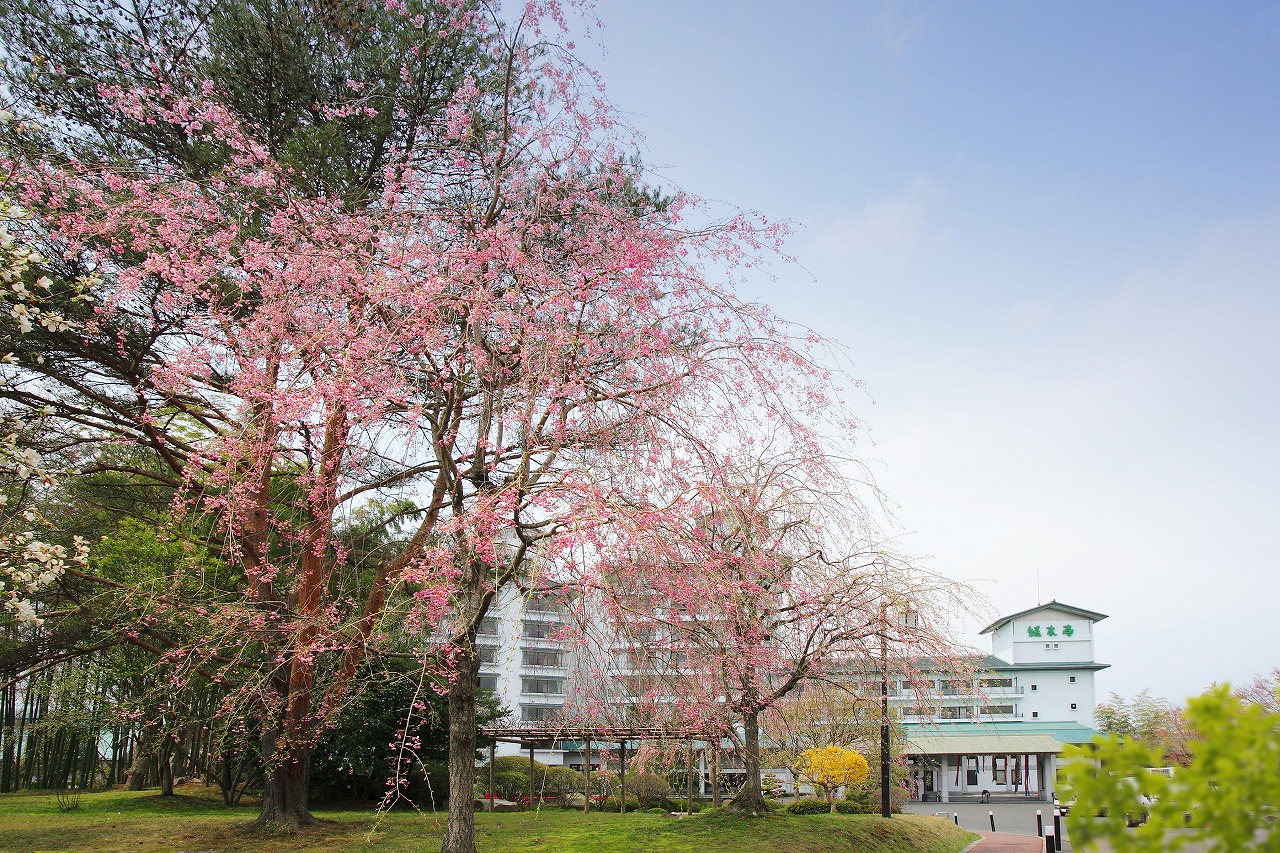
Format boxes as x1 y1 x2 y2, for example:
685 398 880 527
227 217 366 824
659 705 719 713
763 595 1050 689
441 655 480 853
728 711 767 814
256 729 314 830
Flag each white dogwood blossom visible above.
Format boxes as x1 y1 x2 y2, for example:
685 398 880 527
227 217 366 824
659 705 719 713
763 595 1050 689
0 179 90 625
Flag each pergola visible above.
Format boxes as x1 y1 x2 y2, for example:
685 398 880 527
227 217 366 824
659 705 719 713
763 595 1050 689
478 724 716 814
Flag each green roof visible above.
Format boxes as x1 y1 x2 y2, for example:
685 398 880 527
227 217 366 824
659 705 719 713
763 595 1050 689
902 720 1103 753
980 601 1108 635
904 731 1063 756
983 658 1110 672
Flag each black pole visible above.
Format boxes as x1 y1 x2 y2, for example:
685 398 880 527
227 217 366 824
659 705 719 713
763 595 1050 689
686 741 695 814
1044 824 1054 853
528 743 536 810
488 741 495 812
880 603 891 818
953 813 959 825
619 741 627 814
1036 808 1043 836
1053 807 1062 851
584 737 592 813
989 810 996 831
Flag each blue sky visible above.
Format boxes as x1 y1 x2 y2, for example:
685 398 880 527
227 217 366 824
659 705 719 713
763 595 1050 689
579 1 1280 703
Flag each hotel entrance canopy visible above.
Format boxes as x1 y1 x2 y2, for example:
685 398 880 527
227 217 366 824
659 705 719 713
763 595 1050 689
904 731 1063 756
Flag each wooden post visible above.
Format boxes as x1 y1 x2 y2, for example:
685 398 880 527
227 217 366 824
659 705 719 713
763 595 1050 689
711 740 721 808
488 740 496 812
583 737 592 813
528 743 536 810
686 741 695 814
619 741 627 814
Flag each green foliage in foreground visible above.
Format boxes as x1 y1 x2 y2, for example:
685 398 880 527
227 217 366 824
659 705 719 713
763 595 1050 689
0 787 977 853
1062 685 1280 851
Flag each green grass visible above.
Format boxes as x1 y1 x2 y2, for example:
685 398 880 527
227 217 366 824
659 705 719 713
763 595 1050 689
0 788 979 853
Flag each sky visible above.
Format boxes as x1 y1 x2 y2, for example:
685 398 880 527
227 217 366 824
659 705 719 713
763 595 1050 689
572 0 1280 703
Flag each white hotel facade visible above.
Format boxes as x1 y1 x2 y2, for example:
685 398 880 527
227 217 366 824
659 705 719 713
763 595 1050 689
474 593 1108 799
898 600 1108 802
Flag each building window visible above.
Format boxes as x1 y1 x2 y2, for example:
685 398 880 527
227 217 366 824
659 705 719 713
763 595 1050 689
478 617 499 635
520 704 563 722
478 645 497 664
980 677 1014 689
993 757 1006 784
1069 676 1076 683
522 648 565 667
939 706 969 720
525 595 566 615
1070 702 1078 710
1053 643 1060 649
967 758 978 787
522 620 563 639
477 675 498 692
1032 711 1039 718
1030 684 1037 691
522 677 564 695
980 704 1015 716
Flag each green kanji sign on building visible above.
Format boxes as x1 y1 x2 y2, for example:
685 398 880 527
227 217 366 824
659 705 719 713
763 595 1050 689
1027 624 1077 638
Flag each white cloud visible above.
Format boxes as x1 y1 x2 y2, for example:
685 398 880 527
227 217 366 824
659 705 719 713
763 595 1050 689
878 0 926 56
809 176 943 280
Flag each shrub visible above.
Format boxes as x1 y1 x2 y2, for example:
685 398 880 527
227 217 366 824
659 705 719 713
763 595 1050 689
647 806 668 814
541 766 585 808
597 796 640 812
842 788 873 814
480 756 574 803
863 785 909 812
785 798 834 815
625 771 673 808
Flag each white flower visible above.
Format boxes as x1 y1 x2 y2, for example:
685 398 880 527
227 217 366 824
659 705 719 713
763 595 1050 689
12 599 41 625
10 303 33 333
40 311 70 332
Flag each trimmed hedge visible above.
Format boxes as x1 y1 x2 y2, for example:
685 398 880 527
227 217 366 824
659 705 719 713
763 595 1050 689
786 798 834 815
784 798 873 815
597 797 641 812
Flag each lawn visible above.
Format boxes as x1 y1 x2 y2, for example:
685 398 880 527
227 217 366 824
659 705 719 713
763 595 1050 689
0 788 979 853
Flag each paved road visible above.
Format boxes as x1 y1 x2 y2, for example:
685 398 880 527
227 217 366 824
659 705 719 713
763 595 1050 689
903 799 1073 851
968 831 1052 852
